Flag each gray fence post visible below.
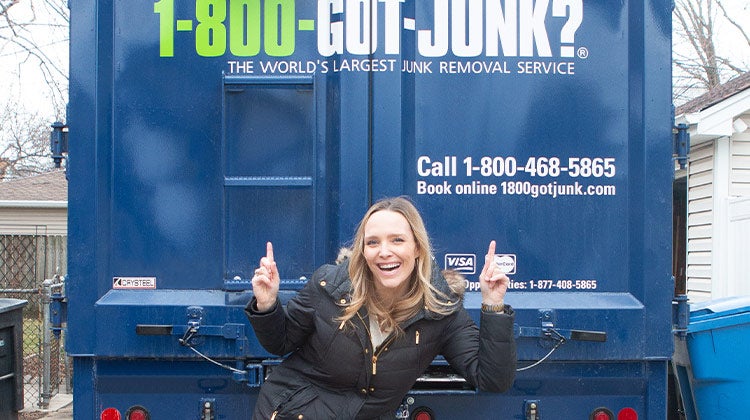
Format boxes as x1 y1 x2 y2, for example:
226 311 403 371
41 277 65 409
1 234 68 411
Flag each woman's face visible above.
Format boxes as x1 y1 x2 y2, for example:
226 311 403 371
363 210 419 301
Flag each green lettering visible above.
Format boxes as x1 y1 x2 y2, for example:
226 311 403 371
154 0 175 57
230 0 261 56
264 0 295 57
196 0 227 57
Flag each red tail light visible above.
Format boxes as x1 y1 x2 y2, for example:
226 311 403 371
618 407 638 420
590 407 638 420
100 408 121 420
126 406 151 420
412 407 435 420
591 407 613 420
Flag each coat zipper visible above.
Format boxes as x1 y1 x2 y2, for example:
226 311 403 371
371 334 397 375
357 313 397 376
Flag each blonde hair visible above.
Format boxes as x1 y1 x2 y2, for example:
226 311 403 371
338 197 458 334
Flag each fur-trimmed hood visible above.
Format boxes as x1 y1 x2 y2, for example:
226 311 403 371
314 254 466 323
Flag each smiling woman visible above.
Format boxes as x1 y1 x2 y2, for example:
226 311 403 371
362 209 419 305
245 196 516 420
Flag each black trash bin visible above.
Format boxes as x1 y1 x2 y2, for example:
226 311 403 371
0 298 28 420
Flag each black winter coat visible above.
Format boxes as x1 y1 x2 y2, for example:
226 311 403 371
245 261 516 419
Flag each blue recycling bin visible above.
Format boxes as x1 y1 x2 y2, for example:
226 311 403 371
673 296 750 420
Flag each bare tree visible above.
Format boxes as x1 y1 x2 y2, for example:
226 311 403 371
717 1 750 62
1 0 69 111
1 0 68 178
0 100 55 180
673 0 750 104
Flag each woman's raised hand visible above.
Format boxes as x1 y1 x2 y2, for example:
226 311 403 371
479 240 510 307
252 242 280 312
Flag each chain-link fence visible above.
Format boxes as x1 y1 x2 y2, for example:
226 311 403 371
0 234 69 411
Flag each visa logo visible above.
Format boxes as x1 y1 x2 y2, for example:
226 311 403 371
445 254 476 274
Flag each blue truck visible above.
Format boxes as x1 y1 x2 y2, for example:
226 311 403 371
58 0 674 418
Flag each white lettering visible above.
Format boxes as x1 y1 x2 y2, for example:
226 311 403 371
516 61 574 74
417 156 431 176
485 0 517 56
418 0 449 57
346 0 376 54
452 0 484 57
381 0 405 54
417 180 453 194
318 0 578 58
318 0 344 56
439 60 510 73
519 0 551 57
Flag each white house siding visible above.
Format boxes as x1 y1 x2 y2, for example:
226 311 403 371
685 131 750 303
0 207 68 235
731 132 750 197
728 197 750 297
686 141 715 302
726 131 750 297
676 75 750 303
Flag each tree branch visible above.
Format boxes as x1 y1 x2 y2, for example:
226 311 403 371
717 1 750 48
673 0 748 99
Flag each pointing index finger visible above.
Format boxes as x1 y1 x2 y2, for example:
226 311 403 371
481 240 497 279
266 241 274 263
487 240 496 258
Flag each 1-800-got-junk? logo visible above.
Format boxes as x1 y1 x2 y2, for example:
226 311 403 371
155 0 586 59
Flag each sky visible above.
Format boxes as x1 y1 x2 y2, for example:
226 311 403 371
712 0 749 64
671 0 750 103
0 0 68 119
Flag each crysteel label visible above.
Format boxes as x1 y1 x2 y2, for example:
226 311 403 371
113 277 157 290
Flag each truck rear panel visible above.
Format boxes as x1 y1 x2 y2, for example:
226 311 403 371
66 0 673 418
